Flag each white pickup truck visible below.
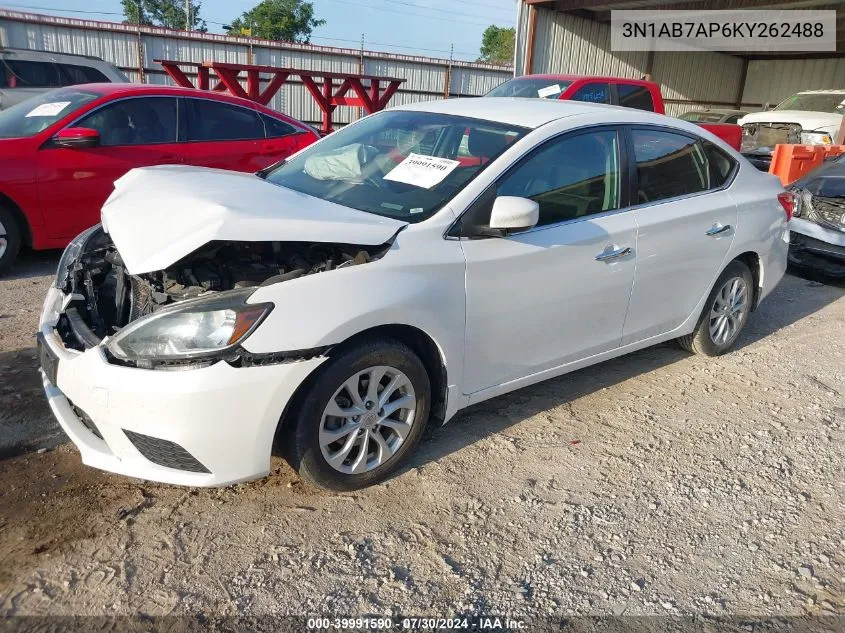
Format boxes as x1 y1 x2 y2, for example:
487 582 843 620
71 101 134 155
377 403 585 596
739 89 845 171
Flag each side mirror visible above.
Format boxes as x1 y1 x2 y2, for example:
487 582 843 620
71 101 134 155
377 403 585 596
763 102 771 111
52 127 100 149
489 196 539 234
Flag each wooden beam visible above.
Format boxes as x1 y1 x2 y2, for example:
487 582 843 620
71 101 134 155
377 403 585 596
525 4 538 75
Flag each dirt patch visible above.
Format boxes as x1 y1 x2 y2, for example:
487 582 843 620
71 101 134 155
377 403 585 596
0 259 843 618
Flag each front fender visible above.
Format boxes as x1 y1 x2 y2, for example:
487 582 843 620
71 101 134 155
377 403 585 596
241 229 467 383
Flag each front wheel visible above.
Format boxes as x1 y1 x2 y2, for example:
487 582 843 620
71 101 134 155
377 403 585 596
290 338 431 491
0 207 22 275
677 260 753 357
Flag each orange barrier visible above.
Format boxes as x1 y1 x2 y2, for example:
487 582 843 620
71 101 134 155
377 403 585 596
769 144 845 186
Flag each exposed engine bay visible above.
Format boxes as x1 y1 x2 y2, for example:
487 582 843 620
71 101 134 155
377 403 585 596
56 227 389 350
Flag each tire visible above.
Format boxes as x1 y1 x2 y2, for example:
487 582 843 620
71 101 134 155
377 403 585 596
677 260 754 357
0 206 22 276
290 337 431 491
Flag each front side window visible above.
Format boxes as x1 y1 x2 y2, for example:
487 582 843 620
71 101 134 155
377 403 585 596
632 129 708 203
616 84 654 111
187 99 264 141
0 59 61 88
264 110 527 223
498 129 620 226
77 97 178 146
0 87 99 139
486 77 572 99
571 82 610 105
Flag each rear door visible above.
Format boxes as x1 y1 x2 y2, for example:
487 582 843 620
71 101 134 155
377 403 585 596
37 96 186 238
184 97 267 172
621 127 738 344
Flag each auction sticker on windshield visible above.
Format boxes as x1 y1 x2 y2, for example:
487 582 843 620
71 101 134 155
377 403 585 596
384 153 461 189
25 102 72 118
538 84 562 98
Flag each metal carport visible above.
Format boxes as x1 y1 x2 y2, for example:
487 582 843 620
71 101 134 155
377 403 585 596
514 0 845 116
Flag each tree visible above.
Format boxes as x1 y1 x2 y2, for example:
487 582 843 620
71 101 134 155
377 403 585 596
227 0 324 42
121 0 207 31
479 25 515 65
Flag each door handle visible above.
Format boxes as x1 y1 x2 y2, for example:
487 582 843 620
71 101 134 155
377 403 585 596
705 224 732 236
595 246 632 262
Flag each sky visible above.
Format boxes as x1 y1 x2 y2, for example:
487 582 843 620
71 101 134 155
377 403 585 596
1 0 518 62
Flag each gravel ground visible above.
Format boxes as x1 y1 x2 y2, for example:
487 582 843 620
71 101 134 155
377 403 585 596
0 252 843 620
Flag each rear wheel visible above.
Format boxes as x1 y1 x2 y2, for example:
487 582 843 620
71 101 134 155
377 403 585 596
0 207 22 275
290 338 431 491
677 260 753 356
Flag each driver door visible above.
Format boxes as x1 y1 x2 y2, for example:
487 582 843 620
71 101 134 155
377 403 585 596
459 127 638 396
37 96 187 239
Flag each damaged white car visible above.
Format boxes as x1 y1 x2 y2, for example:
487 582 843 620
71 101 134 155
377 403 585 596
39 98 790 490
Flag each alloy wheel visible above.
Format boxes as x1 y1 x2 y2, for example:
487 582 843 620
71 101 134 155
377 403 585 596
709 277 748 346
319 365 416 474
0 217 7 260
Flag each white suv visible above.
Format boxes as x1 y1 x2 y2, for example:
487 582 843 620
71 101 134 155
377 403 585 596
0 48 128 110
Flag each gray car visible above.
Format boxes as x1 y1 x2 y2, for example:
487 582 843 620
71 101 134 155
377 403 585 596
0 48 128 110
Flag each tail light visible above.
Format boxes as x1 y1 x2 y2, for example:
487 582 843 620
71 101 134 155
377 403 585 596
777 192 795 221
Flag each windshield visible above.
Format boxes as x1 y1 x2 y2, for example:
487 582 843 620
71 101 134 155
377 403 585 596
486 77 572 99
775 92 845 114
0 88 100 139
263 110 528 223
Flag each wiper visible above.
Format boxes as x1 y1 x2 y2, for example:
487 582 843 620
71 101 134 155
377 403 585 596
256 160 286 179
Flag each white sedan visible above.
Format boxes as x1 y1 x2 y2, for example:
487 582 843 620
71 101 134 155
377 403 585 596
38 98 790 490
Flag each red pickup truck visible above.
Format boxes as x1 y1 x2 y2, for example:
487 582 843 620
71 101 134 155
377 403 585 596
486 74 742 151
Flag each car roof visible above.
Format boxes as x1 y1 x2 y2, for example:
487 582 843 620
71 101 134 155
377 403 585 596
0 47 106 62
511 73 658 87
796 89 845 94
394 97 662 129
66 83 291 115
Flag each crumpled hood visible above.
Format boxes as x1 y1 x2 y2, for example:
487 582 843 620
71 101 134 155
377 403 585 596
738 110 842 133
101 165 407 274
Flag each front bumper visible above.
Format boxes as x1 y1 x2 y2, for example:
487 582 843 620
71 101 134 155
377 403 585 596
788 217 845 278
38 287 325 487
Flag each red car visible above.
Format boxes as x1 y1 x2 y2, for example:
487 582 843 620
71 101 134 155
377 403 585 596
0 83 319 272
487 74 742 151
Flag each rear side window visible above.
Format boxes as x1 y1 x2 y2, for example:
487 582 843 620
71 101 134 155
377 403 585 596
498 129 620 226
59 64 110 85
260 113 297 138
1 60 61 88
77 97 178 146
187 99 264 141
617 84 654 111
571 82 610 105
703 140 736 188
632 129 708 203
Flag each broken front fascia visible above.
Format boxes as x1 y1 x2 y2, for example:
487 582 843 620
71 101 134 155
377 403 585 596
788 187 845 275
53 225 391 369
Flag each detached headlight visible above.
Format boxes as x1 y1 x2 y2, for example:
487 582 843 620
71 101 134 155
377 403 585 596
800 131 832 145
55 224 106 289
106 289 272 367
794 189 813 218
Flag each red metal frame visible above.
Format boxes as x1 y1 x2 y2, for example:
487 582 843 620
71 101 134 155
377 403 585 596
155 59 405 134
